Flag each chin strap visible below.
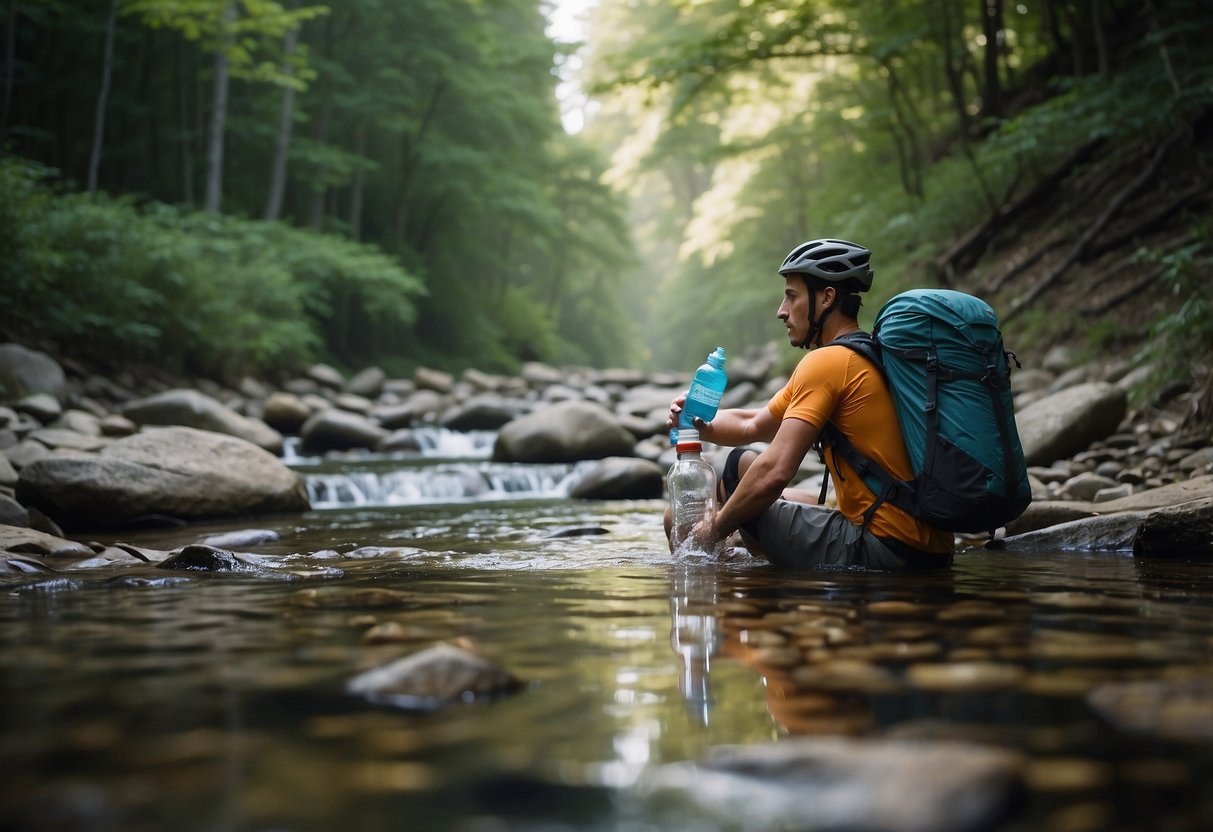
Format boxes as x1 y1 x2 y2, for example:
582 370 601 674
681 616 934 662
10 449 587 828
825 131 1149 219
803 291 837 349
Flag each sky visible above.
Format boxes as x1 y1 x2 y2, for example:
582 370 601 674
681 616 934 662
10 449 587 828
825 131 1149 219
543 0 596 133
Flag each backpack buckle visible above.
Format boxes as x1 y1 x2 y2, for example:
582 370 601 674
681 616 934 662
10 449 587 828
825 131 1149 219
925 352 938 374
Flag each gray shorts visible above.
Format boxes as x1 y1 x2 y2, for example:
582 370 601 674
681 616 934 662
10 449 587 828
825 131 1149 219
720 448 951 571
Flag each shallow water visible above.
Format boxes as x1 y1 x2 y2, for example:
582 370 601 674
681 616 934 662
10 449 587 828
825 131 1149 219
2 447 1212 831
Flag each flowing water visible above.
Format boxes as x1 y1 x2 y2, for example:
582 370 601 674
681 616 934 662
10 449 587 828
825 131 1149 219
2 430 1212 831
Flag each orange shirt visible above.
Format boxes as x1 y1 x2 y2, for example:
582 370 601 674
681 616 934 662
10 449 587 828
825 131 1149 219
767 345 954 554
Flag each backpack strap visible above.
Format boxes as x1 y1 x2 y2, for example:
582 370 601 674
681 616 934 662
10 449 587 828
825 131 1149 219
814 331 915 530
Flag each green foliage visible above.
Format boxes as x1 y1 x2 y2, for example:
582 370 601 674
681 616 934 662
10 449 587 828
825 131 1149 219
0 156 424 379
1135 236 1213 405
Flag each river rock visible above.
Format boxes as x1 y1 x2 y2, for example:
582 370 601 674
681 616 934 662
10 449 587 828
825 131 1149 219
306 363 345 389
440 394 520 431
51 409 101 436
0 343 66 402
344 366 386 398
15 393 63 424
413 367 454 394
1132 497 1213 560
1088 678 1213 743
120 389 284 453
1016 382 1127 467
373 390 447 429
569 457 664 500
1001 511 1148 552
28 428 110 453
14 426 309 529
1006 476 1213 535
493 401 636 463
158 544 259 572
639 738 1025 832
0 494 29 527
346 643 524 709
300 409 388 452
0 453 17 487
261 391 312 434
98 414 137 437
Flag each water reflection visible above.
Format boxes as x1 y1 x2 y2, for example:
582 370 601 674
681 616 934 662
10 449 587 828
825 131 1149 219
670 560 722 727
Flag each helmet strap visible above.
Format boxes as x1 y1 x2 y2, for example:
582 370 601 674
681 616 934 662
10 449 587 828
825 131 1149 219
804 285 836 349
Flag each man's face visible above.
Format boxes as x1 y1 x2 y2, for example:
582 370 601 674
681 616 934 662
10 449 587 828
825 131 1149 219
777 276 811 347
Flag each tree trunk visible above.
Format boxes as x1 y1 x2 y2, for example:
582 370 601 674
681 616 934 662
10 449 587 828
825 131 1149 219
87 0 118 195
204 2 236 213
348 121 367 240
1091 0 1109 79
175 42 194 205
939 0 972 136
2 0 16 137
981 0 1004 119
264 27 299 220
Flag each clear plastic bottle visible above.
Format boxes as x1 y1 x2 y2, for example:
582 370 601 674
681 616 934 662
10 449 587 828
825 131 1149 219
667 429 717 554
670 346 728 445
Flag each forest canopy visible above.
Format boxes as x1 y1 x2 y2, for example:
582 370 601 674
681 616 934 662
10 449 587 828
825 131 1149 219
2 0 1211 383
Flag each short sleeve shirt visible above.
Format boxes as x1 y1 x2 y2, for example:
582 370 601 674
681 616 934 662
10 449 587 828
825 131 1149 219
767 345 954 554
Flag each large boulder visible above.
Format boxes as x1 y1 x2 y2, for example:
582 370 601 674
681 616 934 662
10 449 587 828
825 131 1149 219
1133 497 1213 560
493 400 636 463
15 426 309 529
0 344 66 403
121 389 283 454
440 394 520 432
1006 475 1213 536
569 457 664 500
1015 382 1126 467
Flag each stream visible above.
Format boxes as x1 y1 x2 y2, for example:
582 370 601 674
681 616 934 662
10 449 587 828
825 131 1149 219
2 429 1211 831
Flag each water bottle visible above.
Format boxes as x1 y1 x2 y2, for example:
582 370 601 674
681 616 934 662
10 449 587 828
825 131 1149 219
667 429 717 554
670 346 728 445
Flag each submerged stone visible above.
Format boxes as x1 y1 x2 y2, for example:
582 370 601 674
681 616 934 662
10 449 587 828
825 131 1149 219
1088 678 1213 743
639 737 1025 832
346 643 524 709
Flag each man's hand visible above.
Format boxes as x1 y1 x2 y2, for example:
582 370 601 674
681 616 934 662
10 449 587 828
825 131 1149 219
666 392 708 433
687 515 723 554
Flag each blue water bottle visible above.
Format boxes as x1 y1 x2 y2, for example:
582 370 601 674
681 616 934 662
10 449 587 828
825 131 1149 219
670 346 728 445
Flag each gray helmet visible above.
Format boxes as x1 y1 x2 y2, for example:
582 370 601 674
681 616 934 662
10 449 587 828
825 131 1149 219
778 239 873 291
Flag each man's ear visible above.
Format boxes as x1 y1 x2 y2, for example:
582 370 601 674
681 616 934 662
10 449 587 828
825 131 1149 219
821 285 837 309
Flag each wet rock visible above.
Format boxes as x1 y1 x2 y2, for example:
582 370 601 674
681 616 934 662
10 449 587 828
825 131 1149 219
121 389 284 453
1057 472 1117 501
569 457 663 500
15 426 309 530
1006 476 1213 536
300 409 388 452
333 393 373 415
1001 511 1147 552
1016 382 1127 467
906 662 1026 692
28 428 111 453
639 738 1025 832
1088 678 1213 743
493 401 635 463
541 526 610 538
158 544 258 572
346 643 524 709
378 429 421 453
196 528 281 548
1132 497 1213 560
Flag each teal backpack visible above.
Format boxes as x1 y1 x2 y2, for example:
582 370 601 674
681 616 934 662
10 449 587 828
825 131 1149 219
819 288 1031 535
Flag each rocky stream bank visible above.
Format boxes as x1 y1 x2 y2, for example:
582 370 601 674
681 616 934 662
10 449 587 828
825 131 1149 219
0 339 1211 570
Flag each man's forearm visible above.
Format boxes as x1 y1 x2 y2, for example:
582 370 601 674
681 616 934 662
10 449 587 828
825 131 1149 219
700 407 768 446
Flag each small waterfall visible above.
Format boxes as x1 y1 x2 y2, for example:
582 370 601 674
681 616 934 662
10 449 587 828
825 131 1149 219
306 461 591 509
282 427 495 466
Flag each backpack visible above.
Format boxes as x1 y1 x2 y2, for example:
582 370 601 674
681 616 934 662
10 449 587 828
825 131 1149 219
817 288 1031 535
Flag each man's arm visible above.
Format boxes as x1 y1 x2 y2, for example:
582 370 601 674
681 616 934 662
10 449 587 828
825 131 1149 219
666 395 781 446
707 416 820 542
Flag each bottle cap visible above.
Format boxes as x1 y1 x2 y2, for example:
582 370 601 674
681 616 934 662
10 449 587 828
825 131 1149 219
675 428 702 451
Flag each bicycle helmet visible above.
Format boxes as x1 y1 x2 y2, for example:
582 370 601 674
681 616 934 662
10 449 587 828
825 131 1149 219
778 239 874 292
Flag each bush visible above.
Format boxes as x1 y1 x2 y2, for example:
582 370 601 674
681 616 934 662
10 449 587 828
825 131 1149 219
0 156 425 380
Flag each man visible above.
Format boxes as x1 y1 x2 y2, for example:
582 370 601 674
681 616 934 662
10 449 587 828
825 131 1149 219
666 238 954 569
